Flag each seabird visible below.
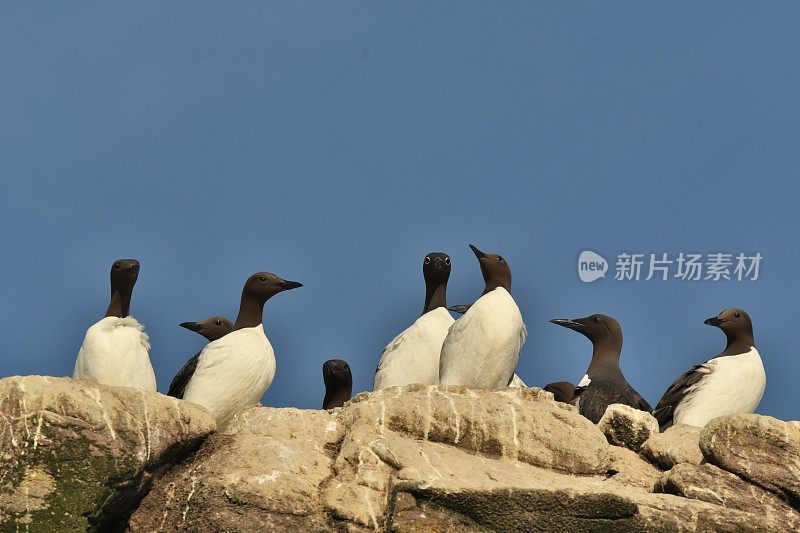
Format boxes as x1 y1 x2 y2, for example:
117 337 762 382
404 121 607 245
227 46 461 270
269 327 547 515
543 381 577 404
180 272 302 428
374 252 454 389
167 316 233 399
550 314 651 423
322 359 352 409
73 259 157 392
439 244 527 388
448 304 526 388
179 316 234 342
652 308 765 431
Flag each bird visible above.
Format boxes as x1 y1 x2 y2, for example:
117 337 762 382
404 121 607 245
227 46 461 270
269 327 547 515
179 316 234 342
322 359 352 409
550 314 651 423
374 252 454 389
544 381 577 404
439 244 527 388
652 308 765 431
179 272 302 429
167 316 233 399
448 303 526 388
73 259 157 392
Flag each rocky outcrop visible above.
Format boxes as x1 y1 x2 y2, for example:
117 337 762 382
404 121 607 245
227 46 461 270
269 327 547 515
700 414 800 506
0 376 215 531
597 404 659 451
662 463 800 529
130 386 800 532
128 407 344 531
4 377 800 532
130 386 611 530
640 424 703 470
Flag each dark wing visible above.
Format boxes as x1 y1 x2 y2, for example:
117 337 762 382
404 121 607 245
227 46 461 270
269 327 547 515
167 352 201 399
576 385 610 424
447 304 471 315
577 380 653 424
629 386 653 413
652 363 712 431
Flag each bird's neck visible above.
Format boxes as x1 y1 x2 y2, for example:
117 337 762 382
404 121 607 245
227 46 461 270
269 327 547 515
105 288 132 318
587 346 624 380
323 384 352 410
482 279 510 296
422 283 447 315
233 294 264 330
720 331 755 356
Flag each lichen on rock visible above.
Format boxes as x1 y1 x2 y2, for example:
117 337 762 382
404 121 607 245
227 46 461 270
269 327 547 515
0 375 215 531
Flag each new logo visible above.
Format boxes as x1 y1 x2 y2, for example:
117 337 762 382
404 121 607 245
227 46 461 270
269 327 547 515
578 251 608 283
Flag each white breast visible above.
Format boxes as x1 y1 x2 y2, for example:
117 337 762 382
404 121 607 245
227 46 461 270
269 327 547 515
673 347 766 427
439 288 527 389
73 316 156 392
183 325 275 429
374 307 454 390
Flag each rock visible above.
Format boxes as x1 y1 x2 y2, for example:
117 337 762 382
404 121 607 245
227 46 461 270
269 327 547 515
632 491 794 532
131 386 610 530
129 406 347 531
390 473 786 532
131 385 796 532
345 385 610 475
700 414 800 504
597 404 659 451
640 424 703 470
0 375 215 531
8 377 797 531
604 445 662 492
661 463 800 528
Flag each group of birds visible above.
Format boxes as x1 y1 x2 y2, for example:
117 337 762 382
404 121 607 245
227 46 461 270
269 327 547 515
371 246 766 431
73 259 303 428
72 246 767 433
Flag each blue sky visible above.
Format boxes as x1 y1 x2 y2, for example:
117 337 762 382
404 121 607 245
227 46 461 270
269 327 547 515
1 3 798 421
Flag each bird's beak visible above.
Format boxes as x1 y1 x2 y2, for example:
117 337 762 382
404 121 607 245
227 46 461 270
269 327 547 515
550 318 585 331
469 244 487 259
280 280 303 291
179 321 202 332
704 316 724 327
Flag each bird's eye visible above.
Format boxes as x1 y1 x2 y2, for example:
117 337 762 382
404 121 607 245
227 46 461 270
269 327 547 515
215 320 222 325
259 276 267 282
424 257 431 264
735 312 741 319
497 256 504 262
444 257 451 265
593 316 600 323
113 263 120 270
